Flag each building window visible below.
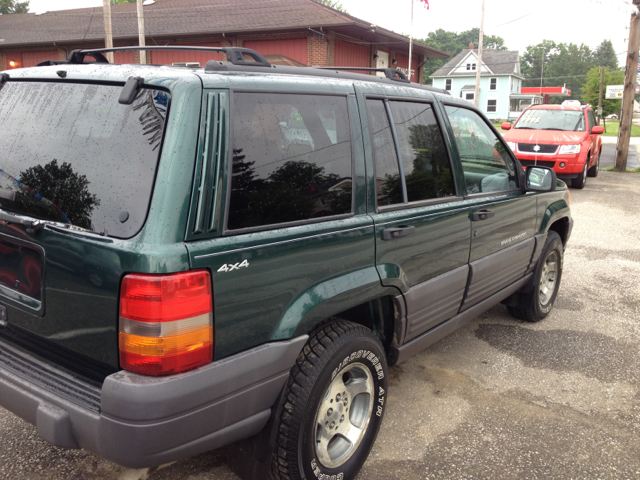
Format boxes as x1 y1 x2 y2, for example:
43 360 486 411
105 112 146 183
472 63 476 71
487 99 497 113
466 63 470 70
490 78 497 90
445 79 452 91
465 93 474 101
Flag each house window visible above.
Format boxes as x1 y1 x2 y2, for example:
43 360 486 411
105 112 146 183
487 99 497 113
472 63 476 70
445 79 452 91
466 63 471 70
490 78 497 90
465 93 474 101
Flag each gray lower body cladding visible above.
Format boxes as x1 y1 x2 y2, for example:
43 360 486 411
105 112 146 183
0 335 307 468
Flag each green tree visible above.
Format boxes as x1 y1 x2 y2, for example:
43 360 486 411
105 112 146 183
0 0 29 14
592 40 618 70
521 40 594 102
312 0 348 13
419 28 507 83
582 67 624 116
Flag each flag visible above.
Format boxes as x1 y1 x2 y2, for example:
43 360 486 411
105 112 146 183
418 0 429 9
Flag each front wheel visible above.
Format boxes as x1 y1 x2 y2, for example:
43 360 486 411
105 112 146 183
571 159 588 189
271 320 388 480
507 231 563 322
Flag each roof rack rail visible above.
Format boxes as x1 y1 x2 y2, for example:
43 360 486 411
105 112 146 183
317 67 410 83
57 46 271 67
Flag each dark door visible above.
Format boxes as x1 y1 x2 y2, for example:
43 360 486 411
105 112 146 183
360 95 471 342
443 104 537 310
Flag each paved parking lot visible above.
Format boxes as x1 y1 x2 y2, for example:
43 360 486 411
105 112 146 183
1 170 639 480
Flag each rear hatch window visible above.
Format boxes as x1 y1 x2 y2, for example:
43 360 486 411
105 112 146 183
0 81 170 238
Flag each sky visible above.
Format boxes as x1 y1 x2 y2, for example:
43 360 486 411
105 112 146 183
26 0 636 67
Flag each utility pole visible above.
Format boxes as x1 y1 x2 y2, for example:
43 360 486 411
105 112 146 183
102 0 114 64
408 0 414 82
473 0 485 108
597 67 604 125
136 0 147 65
615 5 640 171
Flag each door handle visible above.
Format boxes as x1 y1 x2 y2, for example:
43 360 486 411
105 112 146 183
382 225 416 241
471 210 495 221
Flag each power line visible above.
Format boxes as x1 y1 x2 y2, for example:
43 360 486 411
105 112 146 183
491 12 533 29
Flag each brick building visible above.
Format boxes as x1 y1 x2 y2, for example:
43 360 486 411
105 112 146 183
0 0 448 83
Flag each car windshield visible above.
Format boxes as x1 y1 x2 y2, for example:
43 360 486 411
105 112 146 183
0 81 170 238
514 108 585 132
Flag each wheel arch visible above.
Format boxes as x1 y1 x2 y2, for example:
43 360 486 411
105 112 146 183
271 266 400 354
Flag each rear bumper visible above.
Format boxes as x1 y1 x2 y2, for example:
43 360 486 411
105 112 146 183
0 335 306 468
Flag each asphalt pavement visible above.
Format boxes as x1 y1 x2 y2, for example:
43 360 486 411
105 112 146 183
600 136 640 169
1 171 639 480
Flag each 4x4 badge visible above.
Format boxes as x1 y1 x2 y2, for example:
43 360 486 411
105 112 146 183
217 260 249 273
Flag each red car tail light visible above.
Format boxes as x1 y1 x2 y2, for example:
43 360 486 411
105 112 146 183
119 270 213 376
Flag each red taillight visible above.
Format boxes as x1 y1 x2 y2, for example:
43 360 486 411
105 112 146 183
119 270 213 376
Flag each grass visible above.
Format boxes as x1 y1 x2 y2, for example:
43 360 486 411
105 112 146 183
602 165 640 173
601 121 640 137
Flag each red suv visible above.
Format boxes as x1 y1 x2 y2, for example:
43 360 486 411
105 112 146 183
502 104 604 189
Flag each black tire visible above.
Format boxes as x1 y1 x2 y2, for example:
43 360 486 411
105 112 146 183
571 158 588 189
507 231 563 322
271 320 388 480
587 150 600 177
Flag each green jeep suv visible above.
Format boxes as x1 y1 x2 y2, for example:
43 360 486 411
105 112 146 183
0 47 572 480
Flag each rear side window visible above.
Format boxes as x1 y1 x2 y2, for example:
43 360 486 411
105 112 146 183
367 99 455 207
0 81 169 238
227 93 352 231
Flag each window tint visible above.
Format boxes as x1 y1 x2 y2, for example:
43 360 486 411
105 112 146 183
228 93 352 230
0 82 169 238
366 99 401 206
445 105 517 194
388 101 455 203
588 109 596 130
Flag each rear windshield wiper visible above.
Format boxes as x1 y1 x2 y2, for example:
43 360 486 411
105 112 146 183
0 207 110 241
0 208 44 233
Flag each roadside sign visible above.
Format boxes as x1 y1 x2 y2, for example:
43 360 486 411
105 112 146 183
605 85 624 99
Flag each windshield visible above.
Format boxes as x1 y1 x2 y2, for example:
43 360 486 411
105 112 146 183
514 108 585 132
0 81 170 238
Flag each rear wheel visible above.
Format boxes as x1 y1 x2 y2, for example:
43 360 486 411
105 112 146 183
271 320 387 480
587 150 600 177
507 231 563 322
571 159 588 189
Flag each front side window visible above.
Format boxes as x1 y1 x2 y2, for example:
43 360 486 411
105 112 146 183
588 109 596 130
514 108 585 132
227 93 352 231
445 79 452 91
445 105 517 195
487 99 497 113
0 81 170 238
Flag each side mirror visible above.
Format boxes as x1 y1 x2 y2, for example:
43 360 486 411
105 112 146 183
525 166 557 192
501 122 512 130
591 126 604 134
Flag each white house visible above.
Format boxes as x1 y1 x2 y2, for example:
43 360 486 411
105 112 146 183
430 46 525 120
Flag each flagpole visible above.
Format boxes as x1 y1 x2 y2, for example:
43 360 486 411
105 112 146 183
408 0 414 81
